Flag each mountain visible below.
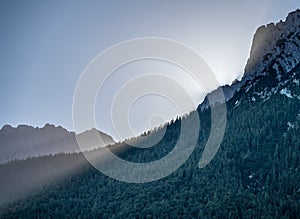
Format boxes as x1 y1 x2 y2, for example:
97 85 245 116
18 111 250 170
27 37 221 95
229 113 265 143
244 9 300 78
201 9 300 109
0 124 115 164
1 9 300 218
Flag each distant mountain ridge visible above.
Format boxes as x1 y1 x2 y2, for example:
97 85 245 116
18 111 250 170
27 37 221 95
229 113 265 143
0 124 115 164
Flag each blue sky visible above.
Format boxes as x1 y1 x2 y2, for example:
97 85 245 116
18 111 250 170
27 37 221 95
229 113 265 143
0 0 299 140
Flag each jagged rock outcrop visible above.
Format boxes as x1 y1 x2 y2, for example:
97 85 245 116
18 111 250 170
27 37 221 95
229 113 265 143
245 9 300 77
200 9 300 109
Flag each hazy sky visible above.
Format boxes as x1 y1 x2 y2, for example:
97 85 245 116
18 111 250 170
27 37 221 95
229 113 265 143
0 0 299 140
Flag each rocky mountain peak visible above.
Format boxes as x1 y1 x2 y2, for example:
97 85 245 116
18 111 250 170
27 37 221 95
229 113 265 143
199 9 300 109
245 9 300 78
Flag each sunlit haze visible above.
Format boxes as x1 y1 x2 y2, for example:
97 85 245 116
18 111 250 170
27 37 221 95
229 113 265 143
0 0 299 140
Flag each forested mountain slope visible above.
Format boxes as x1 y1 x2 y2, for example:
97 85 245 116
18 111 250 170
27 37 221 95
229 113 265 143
1 63 299 218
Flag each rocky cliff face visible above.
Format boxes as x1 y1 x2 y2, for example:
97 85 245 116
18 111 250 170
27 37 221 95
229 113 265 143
245 9 300 78
200 9 300 109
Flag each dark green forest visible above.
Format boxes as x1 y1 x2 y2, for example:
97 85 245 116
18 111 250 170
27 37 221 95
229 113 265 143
0 62 299 218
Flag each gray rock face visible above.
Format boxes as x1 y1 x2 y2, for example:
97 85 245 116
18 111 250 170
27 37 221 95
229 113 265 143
245 9 300 77
0 124 115 164
200 9 300 109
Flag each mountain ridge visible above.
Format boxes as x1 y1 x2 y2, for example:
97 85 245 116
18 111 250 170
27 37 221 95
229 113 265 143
1 9 299 165
0 124 115 164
